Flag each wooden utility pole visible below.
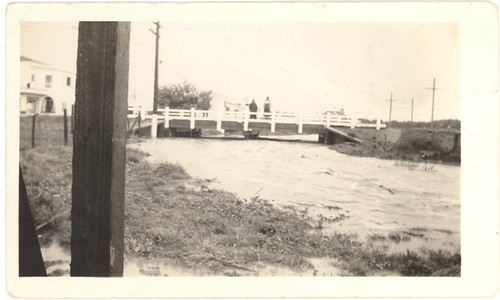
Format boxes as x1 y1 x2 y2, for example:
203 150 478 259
426 78 439 128
411 98 414 123
150 22 160 113
71 21 130 277
386 93 396 127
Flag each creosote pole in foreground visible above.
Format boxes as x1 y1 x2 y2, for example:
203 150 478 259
71 22 130 277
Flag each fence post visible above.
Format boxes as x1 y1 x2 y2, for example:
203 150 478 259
271 110 276 133
31 114 36 148
298 113 303 134
350 117 357 129
326 112 331 128
190 107 196 129
376 118 381 130
64 108 68 145
216 109 222 131
137 111 141 137
244 108 249 131
151 114 158 139
164 107 170 129
71 104 74 134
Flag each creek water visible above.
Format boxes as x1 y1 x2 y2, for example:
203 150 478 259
132 136 460 253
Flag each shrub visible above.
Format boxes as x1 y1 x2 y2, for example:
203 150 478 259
154 163 190 180
397 129 445 152
127 148 149 163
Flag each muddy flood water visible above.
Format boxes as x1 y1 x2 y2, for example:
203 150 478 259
132 137 460 250
42 136 460 276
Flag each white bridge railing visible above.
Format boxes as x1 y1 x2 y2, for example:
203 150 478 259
128 106 385 138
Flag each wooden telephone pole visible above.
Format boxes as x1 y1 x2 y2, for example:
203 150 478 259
426 78 440 128
386 93 396 127
71 22 130 277
150 22 160 113
411 98 414 123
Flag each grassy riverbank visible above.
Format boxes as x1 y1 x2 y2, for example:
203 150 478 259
19 116 460 276
332 126 460 165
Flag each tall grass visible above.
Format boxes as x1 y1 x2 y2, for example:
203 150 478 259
20 146 72 246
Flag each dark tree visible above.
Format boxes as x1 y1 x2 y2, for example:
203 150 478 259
158 82 212 110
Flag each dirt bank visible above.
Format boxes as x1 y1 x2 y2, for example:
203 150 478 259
331 127 460 165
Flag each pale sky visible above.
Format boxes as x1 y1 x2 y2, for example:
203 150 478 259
21 21 460 121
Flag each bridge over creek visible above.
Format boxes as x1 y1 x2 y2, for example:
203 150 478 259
128 107 385 144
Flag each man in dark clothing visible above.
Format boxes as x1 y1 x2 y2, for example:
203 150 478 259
249 99 258 119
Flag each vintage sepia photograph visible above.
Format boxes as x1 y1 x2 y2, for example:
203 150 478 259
6 2 499 298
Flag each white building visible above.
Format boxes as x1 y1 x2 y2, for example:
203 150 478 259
20 56 75 115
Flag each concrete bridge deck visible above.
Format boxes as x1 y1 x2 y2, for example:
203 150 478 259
128 107 384 144
129 107 384 131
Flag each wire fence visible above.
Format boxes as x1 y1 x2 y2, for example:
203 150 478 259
20 112 72 150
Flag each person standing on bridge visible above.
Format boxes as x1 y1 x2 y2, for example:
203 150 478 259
263 97 271 119
249 99 258 119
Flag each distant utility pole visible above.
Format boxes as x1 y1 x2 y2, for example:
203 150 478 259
411 98 414 123
426 78 440 128
150 22 160 113
386 93 396 127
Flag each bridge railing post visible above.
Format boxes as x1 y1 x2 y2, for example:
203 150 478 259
190 107 195 129
164 107 170 129
326 112 331 128
216 109 222 131
244 108 249 131
350 117 357 129
298 113 303 134
151 114 158 139
271 110 276 133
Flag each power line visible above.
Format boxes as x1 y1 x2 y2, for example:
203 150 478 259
202 31 386 101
